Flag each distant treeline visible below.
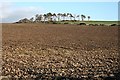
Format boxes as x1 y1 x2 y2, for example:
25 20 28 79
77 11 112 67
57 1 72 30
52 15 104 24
16 13 91 23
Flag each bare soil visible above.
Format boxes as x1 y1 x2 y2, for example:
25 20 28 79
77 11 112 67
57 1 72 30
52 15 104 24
2 23 119 80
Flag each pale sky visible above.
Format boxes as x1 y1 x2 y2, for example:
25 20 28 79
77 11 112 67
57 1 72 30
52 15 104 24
0 1 119 23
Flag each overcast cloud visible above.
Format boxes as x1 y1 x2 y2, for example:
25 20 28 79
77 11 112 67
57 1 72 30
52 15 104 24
1 2 44 23
0 1 118 22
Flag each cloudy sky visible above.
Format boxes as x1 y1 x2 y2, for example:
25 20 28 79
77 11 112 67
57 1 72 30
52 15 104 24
0 2 118 23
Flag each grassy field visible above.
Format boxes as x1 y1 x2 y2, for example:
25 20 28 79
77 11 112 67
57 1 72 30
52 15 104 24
82 21 118 25
2 23 119 80
58 21 118 25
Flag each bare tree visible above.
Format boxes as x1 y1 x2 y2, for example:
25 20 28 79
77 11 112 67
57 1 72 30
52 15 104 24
43 14 47 23
35 14 42 22
30 17 34 22
57 13 61 21
81 14 86 21
47 12 53 21
52 13 57 21
73 14 76 21
35 14 39 22
88 16 90 21
76 15 80 21
69 14 73 21
62 13 67 21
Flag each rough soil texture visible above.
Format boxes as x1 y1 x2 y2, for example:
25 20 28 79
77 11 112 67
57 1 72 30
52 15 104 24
2 23 120 80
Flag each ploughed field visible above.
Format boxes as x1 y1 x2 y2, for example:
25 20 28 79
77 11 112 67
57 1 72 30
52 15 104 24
2 23 119 79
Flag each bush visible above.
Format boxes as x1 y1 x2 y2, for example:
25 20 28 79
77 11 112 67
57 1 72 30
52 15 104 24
15 22 22 23
110 24 117 26
89 24 94 26
94 24 99 26
64 22 69 24
100 24 105 26
78 23 86 25
71 20 77 22
52 22 57 24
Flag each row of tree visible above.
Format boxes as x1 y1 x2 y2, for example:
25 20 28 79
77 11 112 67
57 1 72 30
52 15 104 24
17 13 91 23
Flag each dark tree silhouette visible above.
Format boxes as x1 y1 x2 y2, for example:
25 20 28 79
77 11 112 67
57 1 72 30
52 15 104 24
81 14 86 21
47 12 53 21
88 16 90 21
52 13 57 21
30 17 34 22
